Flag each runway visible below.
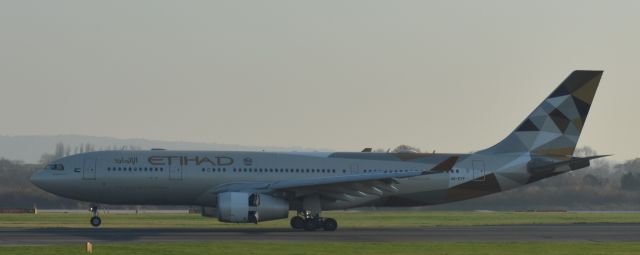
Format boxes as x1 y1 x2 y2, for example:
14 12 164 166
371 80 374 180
2 224 640 244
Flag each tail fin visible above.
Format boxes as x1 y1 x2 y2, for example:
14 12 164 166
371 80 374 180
482 70 603 158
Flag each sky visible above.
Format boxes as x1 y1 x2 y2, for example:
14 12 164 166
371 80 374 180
0 1 638 161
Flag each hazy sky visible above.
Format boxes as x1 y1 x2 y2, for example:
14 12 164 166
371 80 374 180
1 1 638 161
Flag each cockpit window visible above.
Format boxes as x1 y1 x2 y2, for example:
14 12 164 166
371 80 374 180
46 164 64 171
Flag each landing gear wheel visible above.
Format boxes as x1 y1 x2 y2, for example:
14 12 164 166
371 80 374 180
290 216 304 229
90 216 102 227
303 219 318 231
89 204 101 227
323 218 338 231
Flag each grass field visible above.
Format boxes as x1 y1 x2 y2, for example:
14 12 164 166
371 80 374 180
1 211 640 228
2 242 640 255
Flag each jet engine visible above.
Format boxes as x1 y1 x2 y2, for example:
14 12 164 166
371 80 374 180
216 192 289 223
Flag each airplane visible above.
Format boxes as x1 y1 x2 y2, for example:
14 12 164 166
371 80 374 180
31 70 605 231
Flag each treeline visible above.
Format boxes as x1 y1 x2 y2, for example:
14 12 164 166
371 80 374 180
1 144 639 210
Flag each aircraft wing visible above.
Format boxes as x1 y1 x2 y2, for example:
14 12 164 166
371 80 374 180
212 170 426 201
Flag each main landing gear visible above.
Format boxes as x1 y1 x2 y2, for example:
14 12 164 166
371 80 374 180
89 205 101 227
290 211 338 231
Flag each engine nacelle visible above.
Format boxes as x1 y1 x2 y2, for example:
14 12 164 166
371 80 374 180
216 192 289 223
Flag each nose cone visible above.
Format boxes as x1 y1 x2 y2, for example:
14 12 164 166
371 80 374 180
30 168 77 200
30 170 50 191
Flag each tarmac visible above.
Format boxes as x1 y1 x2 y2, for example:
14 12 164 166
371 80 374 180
2 224 640 244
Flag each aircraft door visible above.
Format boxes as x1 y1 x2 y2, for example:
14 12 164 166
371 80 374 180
169 164 183 180
83 158 97 180
349 164 359 174
472 160 486 181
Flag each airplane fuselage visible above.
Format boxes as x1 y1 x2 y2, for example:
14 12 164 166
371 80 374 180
32 150 533 210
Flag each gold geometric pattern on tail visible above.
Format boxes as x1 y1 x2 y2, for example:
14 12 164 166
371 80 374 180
484 70 603 158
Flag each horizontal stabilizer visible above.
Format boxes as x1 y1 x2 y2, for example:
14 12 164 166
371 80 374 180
527 155 610 175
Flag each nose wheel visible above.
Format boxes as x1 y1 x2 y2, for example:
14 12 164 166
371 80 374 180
89 205 101 227
90 216 102 227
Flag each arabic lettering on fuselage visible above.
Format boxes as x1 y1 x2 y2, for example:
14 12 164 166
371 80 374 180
147 156 234 166
114 157 138 165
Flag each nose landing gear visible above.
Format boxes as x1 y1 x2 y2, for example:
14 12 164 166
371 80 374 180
89 205 101 227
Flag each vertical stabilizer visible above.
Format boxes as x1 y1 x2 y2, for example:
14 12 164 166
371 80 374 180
482 70 603 159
